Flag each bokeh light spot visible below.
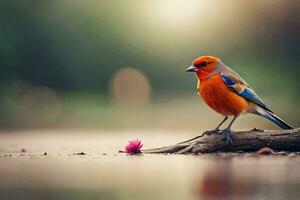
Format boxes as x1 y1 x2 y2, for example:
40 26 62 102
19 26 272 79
11 86 63 127
111 68 151 106
148 0 202 26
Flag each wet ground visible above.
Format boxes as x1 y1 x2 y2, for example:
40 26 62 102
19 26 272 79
0 130 300 200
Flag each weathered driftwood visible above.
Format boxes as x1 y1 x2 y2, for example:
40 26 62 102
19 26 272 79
142 128 300 154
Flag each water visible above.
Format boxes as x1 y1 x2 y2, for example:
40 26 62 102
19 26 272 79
0 130 299 200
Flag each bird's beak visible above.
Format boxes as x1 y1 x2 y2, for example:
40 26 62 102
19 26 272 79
185 65 198 72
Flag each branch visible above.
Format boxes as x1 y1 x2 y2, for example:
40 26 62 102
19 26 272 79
142 128 300 154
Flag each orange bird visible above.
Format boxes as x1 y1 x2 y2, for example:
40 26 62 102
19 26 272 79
186 55 293 144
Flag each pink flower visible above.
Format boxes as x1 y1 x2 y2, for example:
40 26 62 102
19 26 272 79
125 139 143 154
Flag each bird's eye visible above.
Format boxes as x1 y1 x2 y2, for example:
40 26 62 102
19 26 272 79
202 61 208 66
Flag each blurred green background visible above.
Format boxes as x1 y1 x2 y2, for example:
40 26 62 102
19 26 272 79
0 0 299 129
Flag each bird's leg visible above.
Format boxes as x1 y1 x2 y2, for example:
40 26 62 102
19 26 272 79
205 116 228 135
220 116 238 145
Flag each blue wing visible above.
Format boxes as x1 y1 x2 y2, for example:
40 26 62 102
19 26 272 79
220 72 271 111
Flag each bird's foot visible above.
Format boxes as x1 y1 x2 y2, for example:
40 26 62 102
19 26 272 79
220 128 234 145
204 128 221 135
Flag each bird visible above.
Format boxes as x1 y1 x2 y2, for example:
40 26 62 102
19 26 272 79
186 55 293 144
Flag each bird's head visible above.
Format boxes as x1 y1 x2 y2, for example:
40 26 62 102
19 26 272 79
186 56 222 80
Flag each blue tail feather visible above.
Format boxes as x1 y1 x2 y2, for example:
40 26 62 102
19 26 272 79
262 111 293 130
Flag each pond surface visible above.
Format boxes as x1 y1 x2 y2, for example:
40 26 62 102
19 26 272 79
0 130 299 200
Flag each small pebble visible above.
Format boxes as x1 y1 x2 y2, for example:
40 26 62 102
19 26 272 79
288 153 296 158
277 151 287 155
74 152 86 155
256 147 275 155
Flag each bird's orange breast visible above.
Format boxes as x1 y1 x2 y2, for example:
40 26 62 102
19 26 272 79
198 73 249 116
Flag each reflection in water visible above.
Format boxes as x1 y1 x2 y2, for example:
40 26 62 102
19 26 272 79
195 157 300 200
197 161 255 200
